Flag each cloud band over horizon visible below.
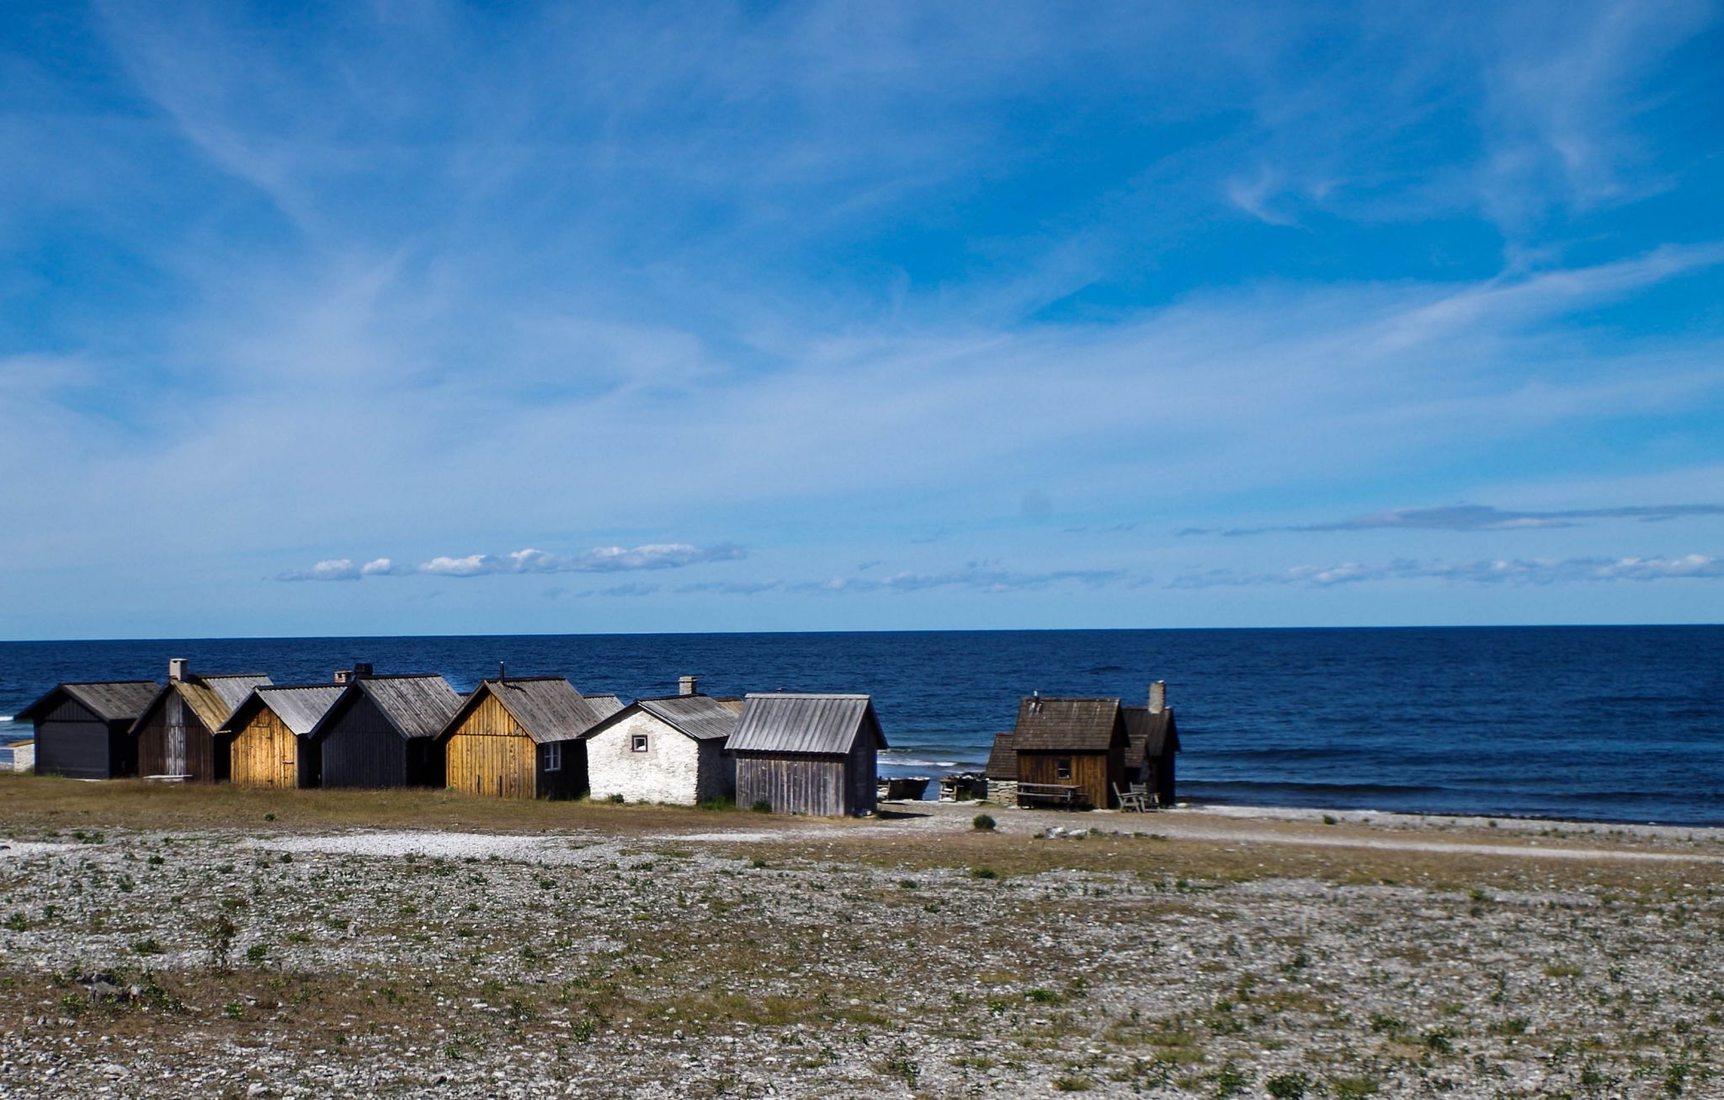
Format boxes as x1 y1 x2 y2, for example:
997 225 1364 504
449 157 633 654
279 543 746 582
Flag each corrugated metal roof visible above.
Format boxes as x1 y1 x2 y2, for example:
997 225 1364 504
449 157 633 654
357 675 462 739
984 732 1017 779
454 677 619 745
636 695 741 742
202 674 271 712
17 681 159 723
1122 706 1179 763
231 684 346 736
728 693 887 755
1011 696 1124 752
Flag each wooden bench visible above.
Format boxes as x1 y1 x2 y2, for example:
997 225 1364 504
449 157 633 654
1016 782 1080 808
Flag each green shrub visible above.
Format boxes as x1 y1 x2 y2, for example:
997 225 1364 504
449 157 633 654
1267 1072 1311 1099
751 799 772 813
972 813 996 831
970 866 998 880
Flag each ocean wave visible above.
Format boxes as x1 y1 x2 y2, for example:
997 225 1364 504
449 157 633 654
879 758 961 770
1189 779 1445 797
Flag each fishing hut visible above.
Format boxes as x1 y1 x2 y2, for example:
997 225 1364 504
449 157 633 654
729 693 886 816
438 672 620 799
309 671 460 788
131 660 270 781
219 683 346 789
16 680 157 779
584 678 740 805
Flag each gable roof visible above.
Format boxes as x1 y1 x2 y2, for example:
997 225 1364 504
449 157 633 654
1011 696 1126 753
17 681 159 724
728 693 887 755
221 684 346 737
313 675 461 741
130 674 273 736
588 694 741 743
984 732 1017 779
353 675 462 739
442 677 621 745
1121 706 1180 768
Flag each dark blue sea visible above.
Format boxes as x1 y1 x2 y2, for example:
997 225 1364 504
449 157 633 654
1 627 1720 826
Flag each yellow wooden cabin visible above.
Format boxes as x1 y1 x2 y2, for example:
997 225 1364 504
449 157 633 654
438 677 622 799
218 684 345 789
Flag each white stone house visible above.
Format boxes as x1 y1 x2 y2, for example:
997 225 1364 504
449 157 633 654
582 694 739 805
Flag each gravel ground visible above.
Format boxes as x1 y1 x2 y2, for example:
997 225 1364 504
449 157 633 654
0 802 1720 1098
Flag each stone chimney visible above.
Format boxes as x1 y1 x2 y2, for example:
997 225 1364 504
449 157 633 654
679 675 699 697
353 662 374 680
168 658 189 683
1148 681 1166 714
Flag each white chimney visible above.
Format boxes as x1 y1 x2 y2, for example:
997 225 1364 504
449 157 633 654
679 675 699 697
169 658 189 683
334 669 352 685
1148 681 1166 714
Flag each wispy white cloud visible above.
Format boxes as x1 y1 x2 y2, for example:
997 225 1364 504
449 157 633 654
1184 502 1724 537
280 544 744 581
1172 554 1724 589
792 564 1127 595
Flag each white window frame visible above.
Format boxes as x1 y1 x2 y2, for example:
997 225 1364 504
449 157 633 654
543 742 562 773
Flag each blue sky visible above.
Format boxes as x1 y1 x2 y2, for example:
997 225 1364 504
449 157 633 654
2 1 1721 639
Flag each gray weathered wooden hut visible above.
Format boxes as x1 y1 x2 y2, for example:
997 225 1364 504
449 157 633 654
1010 695 1128 809
437 676 620 800
309 673 461 789
131 661 271 782
729 693 886 816
16 680 157 779
584 693 739 806
1121 682 1180 806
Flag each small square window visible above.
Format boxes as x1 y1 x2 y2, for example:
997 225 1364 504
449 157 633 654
631 734 649 753
1055 758 1072 780
543 742 562 773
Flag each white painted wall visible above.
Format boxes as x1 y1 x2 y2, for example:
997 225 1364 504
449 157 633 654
588 711 708 805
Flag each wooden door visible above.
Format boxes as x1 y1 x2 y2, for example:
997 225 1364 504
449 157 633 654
166 696 187 776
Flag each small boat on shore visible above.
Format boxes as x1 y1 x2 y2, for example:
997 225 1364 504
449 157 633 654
878 775 931 801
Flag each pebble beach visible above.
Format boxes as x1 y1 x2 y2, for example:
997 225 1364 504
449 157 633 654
1 783 1720 1098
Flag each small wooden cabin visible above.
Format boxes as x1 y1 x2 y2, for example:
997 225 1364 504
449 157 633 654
1121 682 1180 806
132 661 270 782
218 684 346 789
309 674 461 789
438 677 621 800
584 693 739 806
729 693 886 817
1010 695 1128 809
16 681 157 779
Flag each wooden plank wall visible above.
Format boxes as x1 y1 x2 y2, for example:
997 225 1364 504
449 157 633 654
736 754 849 816
320 695 410 788
137 694 220 782
33 698 126 779
846 738 877 815
444 693 538 799
228 710 299 789
1018 750 1112 808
